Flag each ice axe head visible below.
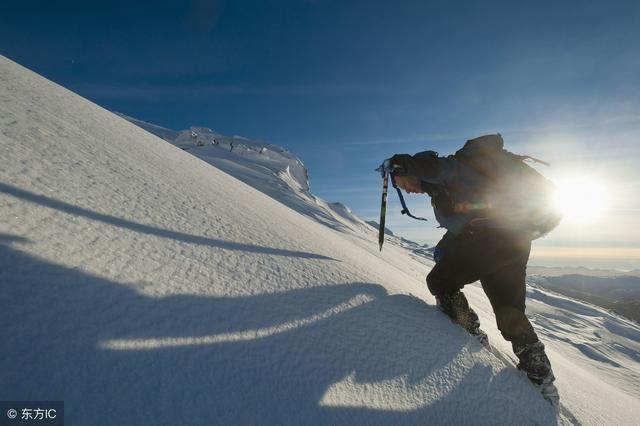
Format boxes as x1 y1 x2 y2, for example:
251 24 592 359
375 159 404 178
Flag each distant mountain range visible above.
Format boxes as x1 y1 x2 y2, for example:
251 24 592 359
529 265 640 278
533 273 640 323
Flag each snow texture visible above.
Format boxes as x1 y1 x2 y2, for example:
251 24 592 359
1 55 639 425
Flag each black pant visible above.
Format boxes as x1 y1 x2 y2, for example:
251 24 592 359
427 229 538 346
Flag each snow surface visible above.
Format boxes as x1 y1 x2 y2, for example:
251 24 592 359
1 55 639 425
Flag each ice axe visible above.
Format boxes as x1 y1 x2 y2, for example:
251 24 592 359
377 168 390 251
375 160 428 251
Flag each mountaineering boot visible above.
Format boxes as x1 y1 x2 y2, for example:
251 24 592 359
473 328 489 348
514 340 559 407
436 291 489 347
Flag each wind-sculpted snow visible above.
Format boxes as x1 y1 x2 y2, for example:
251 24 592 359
526 277 640 396
2 55 640 425
121 116 311 193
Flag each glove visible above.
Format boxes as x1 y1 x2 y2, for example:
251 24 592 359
376 152 441 178
375 154 412 178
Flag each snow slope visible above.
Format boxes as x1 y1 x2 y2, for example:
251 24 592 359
1 55 639 425
119 108 640 425
122 113 640 425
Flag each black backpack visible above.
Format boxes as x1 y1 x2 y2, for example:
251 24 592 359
451 134 562 239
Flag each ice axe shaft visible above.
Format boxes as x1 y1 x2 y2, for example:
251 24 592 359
378 171 389 251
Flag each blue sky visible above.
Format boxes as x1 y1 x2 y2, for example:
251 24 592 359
2 0 640 268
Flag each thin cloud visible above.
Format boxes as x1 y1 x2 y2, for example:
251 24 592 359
71 82 399 100
346 134 461 146
314 186 380 195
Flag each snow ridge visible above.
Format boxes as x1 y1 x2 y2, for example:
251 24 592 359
120 113 433 257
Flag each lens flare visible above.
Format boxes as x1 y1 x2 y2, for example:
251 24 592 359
551 177 609 224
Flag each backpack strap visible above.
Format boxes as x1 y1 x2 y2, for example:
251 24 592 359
516 154 550 166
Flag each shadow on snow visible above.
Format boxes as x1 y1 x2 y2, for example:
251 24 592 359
0 182 335 261
0 233 557 425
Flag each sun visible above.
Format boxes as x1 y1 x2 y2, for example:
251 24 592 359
551 176 610 224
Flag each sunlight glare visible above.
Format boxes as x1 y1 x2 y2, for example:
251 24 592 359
552 177 610 224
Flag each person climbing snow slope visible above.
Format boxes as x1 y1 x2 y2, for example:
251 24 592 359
380 134 563 405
